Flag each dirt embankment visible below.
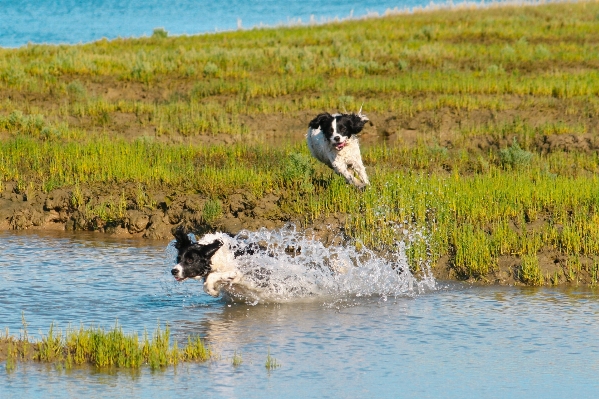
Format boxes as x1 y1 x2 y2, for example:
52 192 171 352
2 179 598 287
0 180 349 248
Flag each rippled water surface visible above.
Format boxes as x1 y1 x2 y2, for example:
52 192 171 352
1 230 599 398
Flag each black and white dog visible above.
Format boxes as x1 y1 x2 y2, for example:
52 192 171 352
307 109 370 188
170 228 251 297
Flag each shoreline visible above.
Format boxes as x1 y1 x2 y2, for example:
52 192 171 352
0 0 579 49
2 179 597 287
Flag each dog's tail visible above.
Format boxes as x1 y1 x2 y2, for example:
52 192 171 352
357 103 368 122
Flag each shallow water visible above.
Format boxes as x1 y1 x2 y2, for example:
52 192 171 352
1 230 599 398
1 0 493 47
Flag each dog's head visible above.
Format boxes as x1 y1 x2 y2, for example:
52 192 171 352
308 111 369 150
171 227 223 282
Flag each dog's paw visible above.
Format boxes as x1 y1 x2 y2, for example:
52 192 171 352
224 272 242 285
204 286 220 297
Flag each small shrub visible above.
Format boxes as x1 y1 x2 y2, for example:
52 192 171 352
416 26 437 41
66 80 87 99
284 62 295 74
152 28 168 39
203 62 219 77
501 45 516 58
535 45 551 59
499 138 533 169
486 64 505 75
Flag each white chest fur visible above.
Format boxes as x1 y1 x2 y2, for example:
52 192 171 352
306 127 369 188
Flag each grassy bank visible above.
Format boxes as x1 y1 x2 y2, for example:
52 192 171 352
2 1 599 285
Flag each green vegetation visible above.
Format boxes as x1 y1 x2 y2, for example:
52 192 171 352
3 321 211 371
232 350 243 367
2 2 599 138
2 2 599 285
265 349 280 370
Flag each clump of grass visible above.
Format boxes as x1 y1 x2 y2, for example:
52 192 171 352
265 349 280 370
452 224 494 278
519 254 544 286
232 350 243 367
203 62 218 77
280 152 315 193
203 199 222 224
2 320 212 370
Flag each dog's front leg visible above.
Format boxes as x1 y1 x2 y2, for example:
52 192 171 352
204 271 243 297
332 160 363 188
353 160 370 187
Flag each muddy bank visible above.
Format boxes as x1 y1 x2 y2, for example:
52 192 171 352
0 339 36 363
1 180 596 287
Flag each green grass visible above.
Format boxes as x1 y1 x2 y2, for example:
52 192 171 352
265 349 280 370
232 351 243 367
1 2 599 137
3 321 212 370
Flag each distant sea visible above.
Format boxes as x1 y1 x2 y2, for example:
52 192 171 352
0 0 502 48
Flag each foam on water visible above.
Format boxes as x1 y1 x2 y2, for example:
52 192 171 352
166 225 436 304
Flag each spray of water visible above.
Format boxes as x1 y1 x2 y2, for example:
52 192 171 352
166 224 436 304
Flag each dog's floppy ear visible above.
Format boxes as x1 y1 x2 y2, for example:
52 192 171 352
347 113 368 135
173 226 193 253
199 239 223 259
309 113 334 131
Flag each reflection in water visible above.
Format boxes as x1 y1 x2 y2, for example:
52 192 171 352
2 231 599 398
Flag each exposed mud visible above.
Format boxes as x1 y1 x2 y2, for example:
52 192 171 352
0 339 37 363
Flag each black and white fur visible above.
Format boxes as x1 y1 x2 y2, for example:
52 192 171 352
171 228 251 297
307 109 370 188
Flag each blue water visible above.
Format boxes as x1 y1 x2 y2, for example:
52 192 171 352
0 0 477 48
1 230 599 398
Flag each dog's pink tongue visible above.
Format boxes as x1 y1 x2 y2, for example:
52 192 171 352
335 142 346 150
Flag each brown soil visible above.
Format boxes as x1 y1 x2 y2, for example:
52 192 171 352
0 338 37 363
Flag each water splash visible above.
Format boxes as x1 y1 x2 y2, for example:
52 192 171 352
166 225 436 304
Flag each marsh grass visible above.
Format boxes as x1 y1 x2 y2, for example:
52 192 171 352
519 254 544 286
2 3 599 137
232 351 243 367
3 321 212 371
265 349 280 370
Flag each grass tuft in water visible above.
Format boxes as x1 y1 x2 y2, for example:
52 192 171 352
1 320 212 370
232 350 243 367
265 348 280 370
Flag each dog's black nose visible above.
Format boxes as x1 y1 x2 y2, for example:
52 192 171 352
171 269 178 276
333 136 340 142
